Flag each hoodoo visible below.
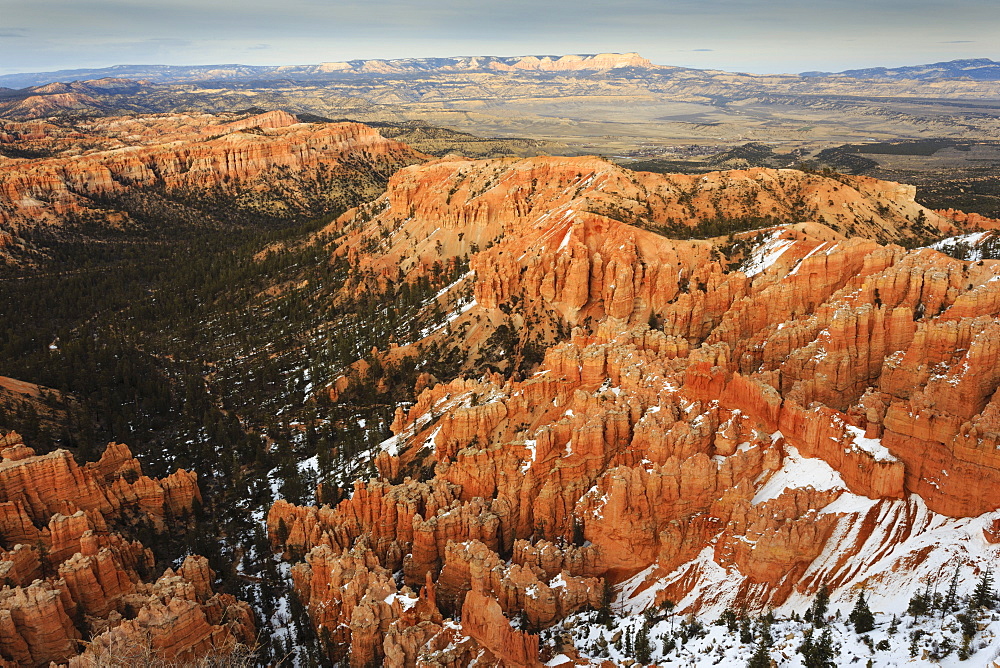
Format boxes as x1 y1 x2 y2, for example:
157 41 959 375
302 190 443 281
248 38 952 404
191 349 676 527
270 154 1000 665
0 433 253 665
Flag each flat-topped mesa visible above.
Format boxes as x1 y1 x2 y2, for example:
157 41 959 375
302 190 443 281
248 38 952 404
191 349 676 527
490 52 654 72
935 208 1000 231
0 111 426 231
0 434 250 667
272 52 656 77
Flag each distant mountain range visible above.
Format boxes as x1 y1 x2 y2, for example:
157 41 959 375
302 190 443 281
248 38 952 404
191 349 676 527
0 53 654 89
802 58 1000 80
2 55 999 90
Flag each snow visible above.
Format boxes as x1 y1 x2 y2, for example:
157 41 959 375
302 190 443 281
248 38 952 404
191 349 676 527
383 592 418 611
818 491 879 516
752 445 849 505
521 439 537 472
422 425 442 452
557 228 573 251
786 241 827 277
844 424 897 463
418 297 477 338
430 271 473 302
550 604 1000 667
742 231 797 277
929 231 990 260
617 564 661 613
379 433 402 457
296 455 319 474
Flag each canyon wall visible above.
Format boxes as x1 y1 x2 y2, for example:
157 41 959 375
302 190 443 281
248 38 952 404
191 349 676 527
0 111 426 233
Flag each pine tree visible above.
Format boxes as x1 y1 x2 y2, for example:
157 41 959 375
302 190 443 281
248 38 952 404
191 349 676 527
746 642 770 668
955 609 977 661
811 584 830 627
943 565 961 613
908 584 931 619
973 568 994 609
634 620 652 664
719 607 738 632
596 579 614 628
958 634 972 661
799 627 815 661
757 614 774 648
849 592 875 634
814 628 836 667
799 626 836 668
275 517 289 546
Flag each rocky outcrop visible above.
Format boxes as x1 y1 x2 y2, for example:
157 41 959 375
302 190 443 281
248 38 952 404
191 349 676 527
461 590 541 667
935 208 1000 231
0 433 252 666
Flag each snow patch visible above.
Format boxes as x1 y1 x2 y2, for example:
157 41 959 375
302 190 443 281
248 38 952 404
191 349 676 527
844 424 897 463
752 445 848 505
742 231 797 277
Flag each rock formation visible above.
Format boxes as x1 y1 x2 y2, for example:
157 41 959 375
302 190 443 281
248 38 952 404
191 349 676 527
0 433 253 666
270 155 1000 664
0 111 426 236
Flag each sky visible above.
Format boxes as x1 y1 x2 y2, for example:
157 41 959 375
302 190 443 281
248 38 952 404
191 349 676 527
0 0 997 76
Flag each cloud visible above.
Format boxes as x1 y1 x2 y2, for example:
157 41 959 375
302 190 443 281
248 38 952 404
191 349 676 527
247 44 271 51
939 40 975 43
692 49 714 52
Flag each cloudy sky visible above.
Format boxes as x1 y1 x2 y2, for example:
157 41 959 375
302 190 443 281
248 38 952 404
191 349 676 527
0 0 996 76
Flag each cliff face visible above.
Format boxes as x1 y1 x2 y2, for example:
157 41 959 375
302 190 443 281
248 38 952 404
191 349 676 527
270 156 1000 664
0 433 253 666
0 111 426 234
